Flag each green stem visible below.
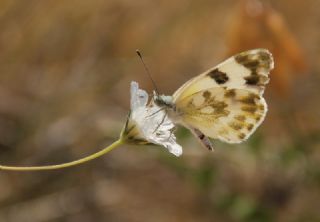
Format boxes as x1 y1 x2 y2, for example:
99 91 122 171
0 139 123 171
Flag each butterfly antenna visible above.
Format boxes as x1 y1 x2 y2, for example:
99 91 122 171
136 49 160 94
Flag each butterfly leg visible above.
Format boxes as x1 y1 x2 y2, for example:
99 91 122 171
153 112 167 133
190 128 214 151
146 107 165 118
167 125 177 140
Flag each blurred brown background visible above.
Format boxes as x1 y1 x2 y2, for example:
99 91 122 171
0 0 320 221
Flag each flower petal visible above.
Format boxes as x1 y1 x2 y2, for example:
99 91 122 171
130 81 148 110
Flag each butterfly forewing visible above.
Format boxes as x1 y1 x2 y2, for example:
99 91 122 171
173 49 274 102
175 87 267 143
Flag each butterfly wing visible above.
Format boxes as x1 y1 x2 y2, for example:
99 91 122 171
172 48 273 143
173 49 273 102
175 87 267 143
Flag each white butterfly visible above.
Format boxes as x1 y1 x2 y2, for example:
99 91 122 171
153 49 274 150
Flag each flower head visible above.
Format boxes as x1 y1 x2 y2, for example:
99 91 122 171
121 82 182 156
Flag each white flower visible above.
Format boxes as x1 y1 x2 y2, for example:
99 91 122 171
121 81 182 156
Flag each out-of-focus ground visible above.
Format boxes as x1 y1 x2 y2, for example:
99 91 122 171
0 0 320 221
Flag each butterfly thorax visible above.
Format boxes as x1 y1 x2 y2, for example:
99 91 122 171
153 93 182 120
154 94 174 108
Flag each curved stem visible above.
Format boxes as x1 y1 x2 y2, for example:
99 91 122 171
0 139 123 171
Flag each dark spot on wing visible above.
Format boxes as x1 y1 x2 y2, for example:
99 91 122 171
238 133 246 140
235 50 272 70
234 50 272 87
202 90 211 100
259 105 265 111
229 122 244 130
224 89 236 98
244 75 260 85
207 69 229 84
239 94 259 105
211 101 229 116
247 124 254 131
241 105 257 114
235 115 246 121
235 54 249 64
244 60 260 69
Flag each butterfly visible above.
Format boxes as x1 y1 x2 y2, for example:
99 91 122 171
153 49 274 150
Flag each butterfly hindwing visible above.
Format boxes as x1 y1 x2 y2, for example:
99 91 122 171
173 49 273 102
175 87 267 143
